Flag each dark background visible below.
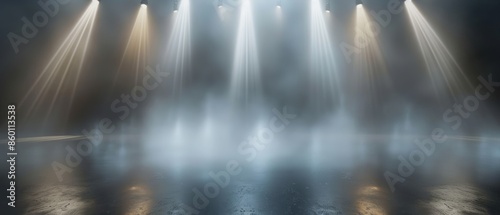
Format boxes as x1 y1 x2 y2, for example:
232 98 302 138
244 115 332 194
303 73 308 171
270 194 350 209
0 0 499 135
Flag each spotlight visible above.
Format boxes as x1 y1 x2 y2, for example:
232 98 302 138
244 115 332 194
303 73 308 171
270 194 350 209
277 0 282 8
140 0 148 6
325 0 330 13
173 0 179 12
218 0 223 8
356 0 362 7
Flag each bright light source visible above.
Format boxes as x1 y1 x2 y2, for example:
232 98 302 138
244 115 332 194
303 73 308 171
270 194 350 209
141 4 147 8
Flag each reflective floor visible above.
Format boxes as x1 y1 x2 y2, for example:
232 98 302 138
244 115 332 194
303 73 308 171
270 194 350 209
2 134 500 215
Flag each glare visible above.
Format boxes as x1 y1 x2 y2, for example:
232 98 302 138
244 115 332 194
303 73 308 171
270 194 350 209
141 4 147 8
230 0 261 104
113 5 150 87
309 0 341 109
165 0 191 96
20 1 99 121
405 1 472 101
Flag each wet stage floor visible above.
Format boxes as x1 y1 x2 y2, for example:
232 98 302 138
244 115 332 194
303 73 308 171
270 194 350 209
2 135 500 215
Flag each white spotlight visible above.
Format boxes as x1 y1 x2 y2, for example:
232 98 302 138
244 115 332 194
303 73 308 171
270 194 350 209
173 0 179 12
355 0 362 7
141 4 147 8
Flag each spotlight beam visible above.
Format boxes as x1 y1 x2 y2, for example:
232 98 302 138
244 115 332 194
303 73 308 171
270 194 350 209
230 0 260 104
113 6 150 88
20 1 99 120
353 6 389 104
405 1 472 101
165 0 191 96
47 12 94 119
68 6 98 115
309 0 340 109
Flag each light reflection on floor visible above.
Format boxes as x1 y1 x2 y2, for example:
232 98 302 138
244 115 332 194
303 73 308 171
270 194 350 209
4 134 500 215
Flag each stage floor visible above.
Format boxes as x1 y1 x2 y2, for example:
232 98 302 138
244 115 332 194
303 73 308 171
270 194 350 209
3 136 500 214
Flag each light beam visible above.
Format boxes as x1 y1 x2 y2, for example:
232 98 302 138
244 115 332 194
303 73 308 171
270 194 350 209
405 1 472 101
352 5 390 105
230 0 261 105
309 0 341 110
113 5 150 88
165 0 191 96
19 1 99 121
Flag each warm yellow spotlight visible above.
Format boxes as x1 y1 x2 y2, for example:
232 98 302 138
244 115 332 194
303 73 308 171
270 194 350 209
113 5 150 87
20 1 99 120
352 4 390 105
